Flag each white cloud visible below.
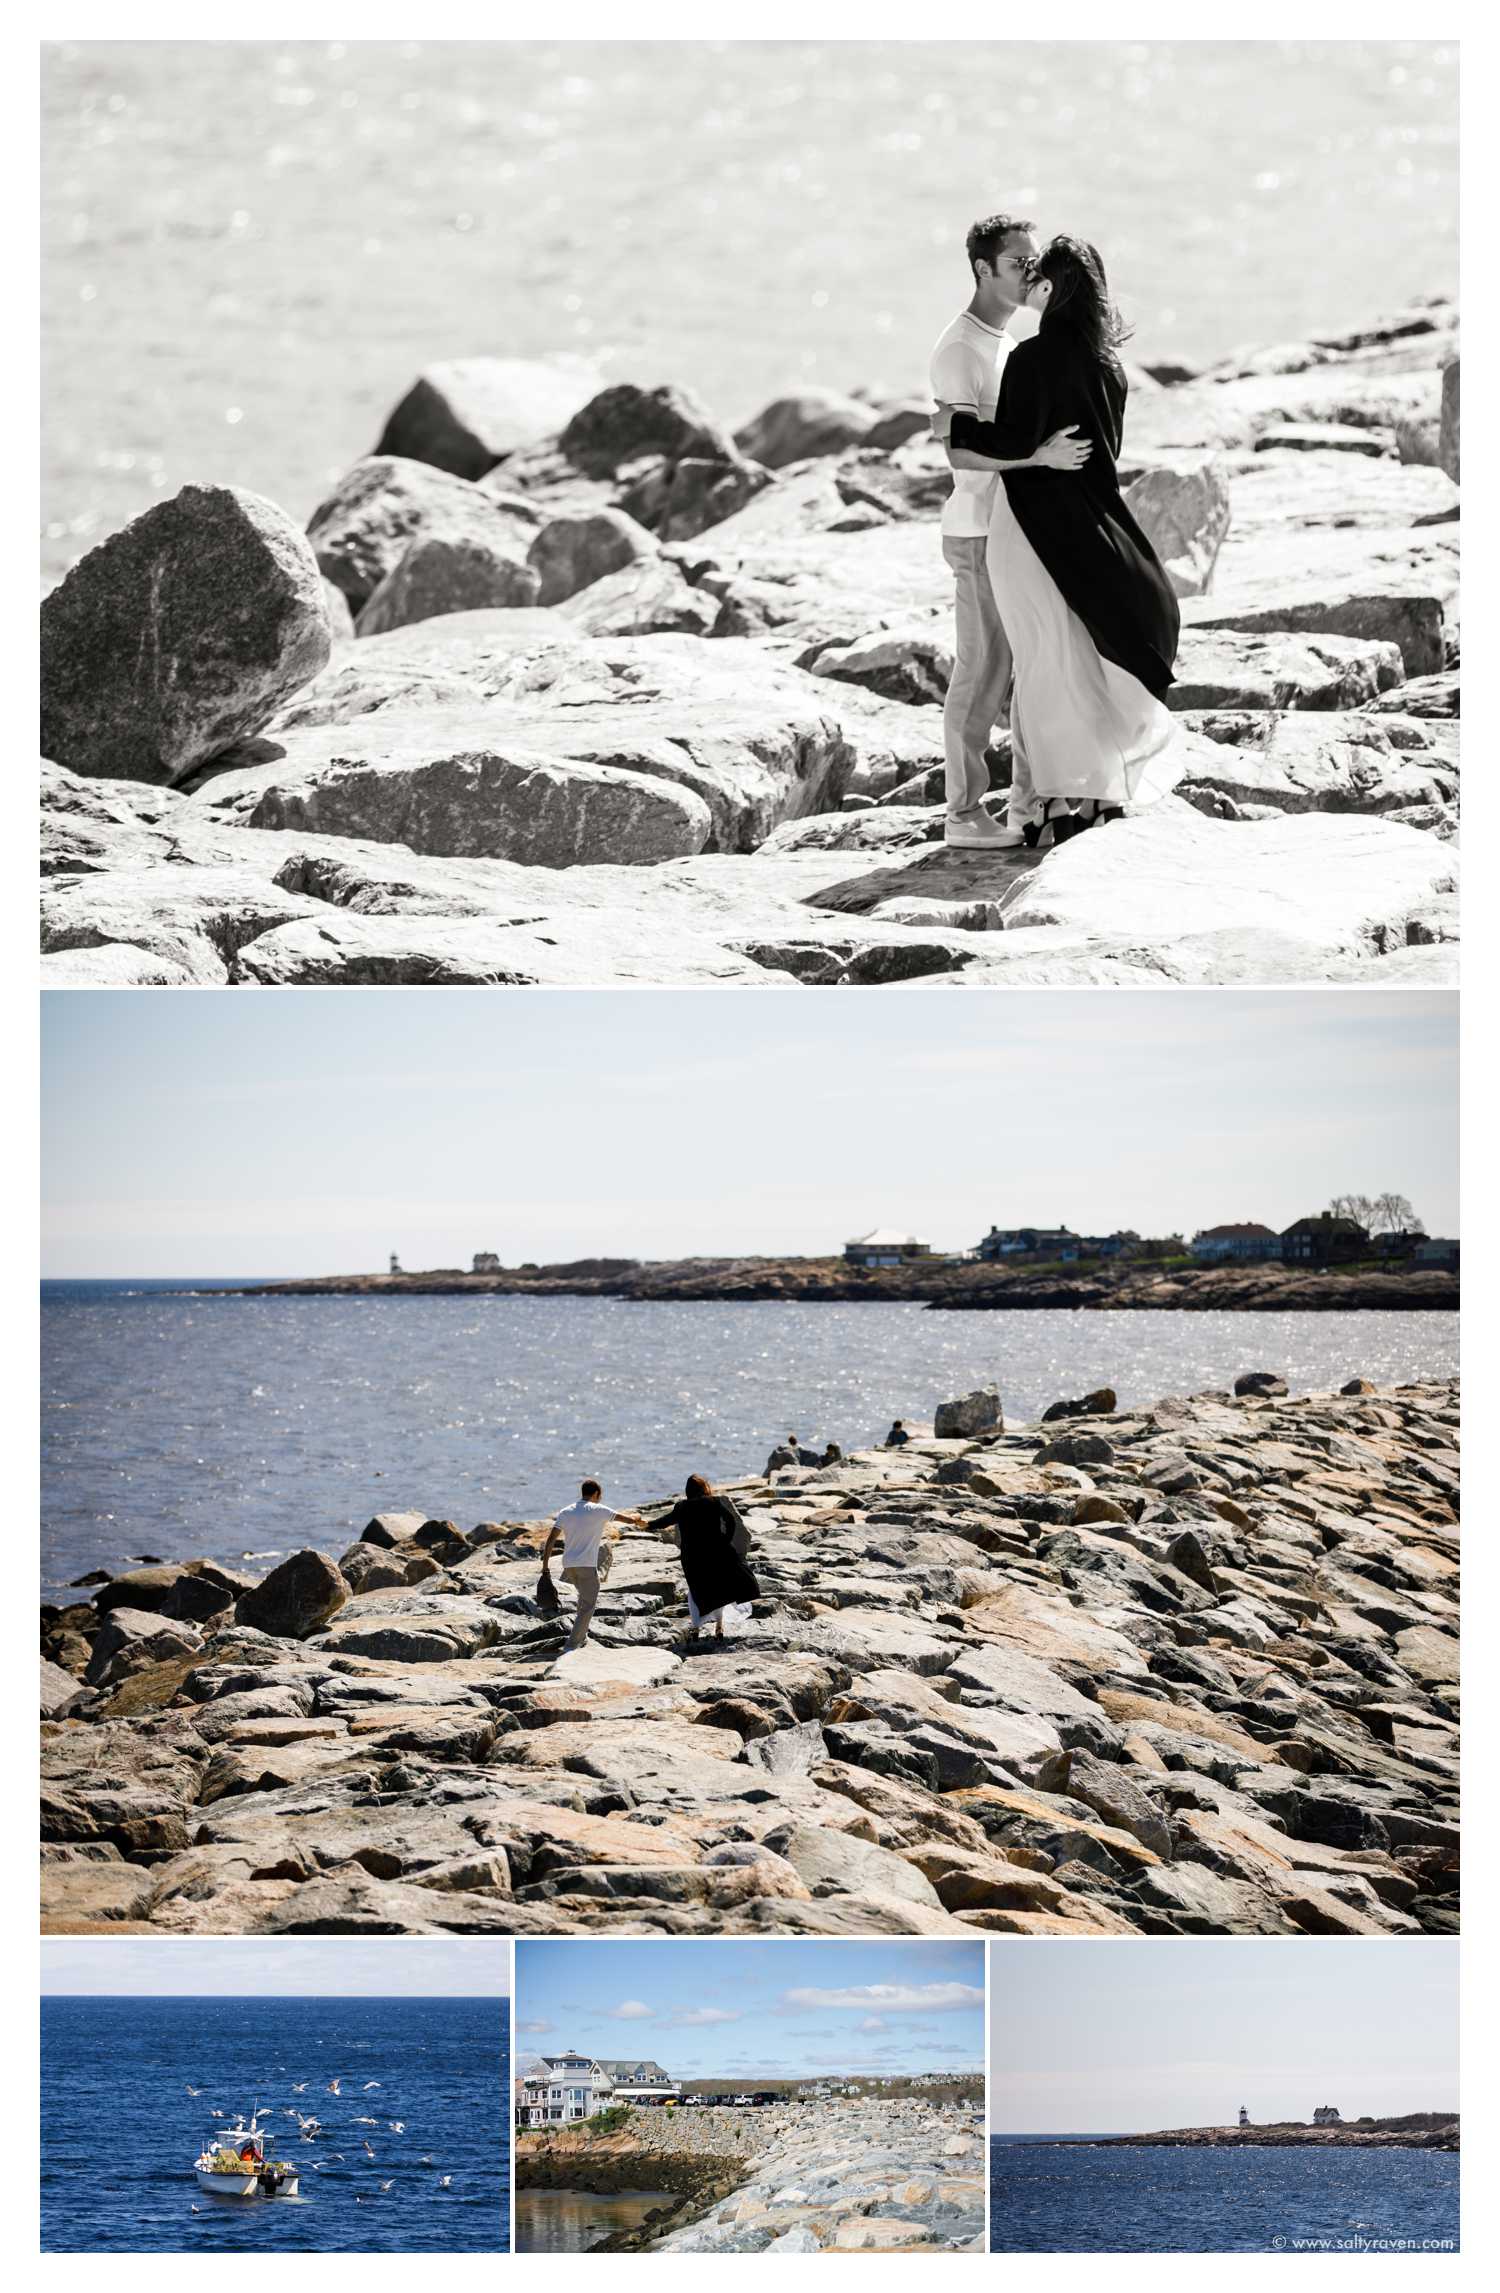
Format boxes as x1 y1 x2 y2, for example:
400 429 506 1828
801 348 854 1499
860 2016 886 2033
672 2007 741 2027
609 2000 655 2021
780 1983 983 2016
519 2018 554 2035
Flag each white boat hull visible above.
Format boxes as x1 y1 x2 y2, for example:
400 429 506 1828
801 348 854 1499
195 2168 257 2197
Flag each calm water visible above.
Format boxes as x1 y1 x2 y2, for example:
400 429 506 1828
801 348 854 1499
41 1995 508 2253
42 40 1456 580
40 1284 1456 1594
989 2139 1459 2254
514 2188 676 2253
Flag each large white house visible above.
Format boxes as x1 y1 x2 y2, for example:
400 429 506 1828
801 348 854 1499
518 2052 680 2125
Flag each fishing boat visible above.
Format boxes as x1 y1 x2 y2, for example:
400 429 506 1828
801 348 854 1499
193 2106 301 2198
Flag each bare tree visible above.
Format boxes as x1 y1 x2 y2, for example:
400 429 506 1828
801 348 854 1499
1327 1192 1424 1237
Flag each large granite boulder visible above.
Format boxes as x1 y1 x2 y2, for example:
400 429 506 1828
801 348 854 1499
734 389 879 469
557 383 737 477
235 1550 350 1639
41 486 331 786
374 356 602 479
528 509 658 606
354 534 541 635
1439 357 1459 481
934 1388 1003 1440
558 558 719 638
1122 457 1232 597
306 456 542 613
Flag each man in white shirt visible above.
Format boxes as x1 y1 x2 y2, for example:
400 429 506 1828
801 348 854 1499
541 1478 648 1651
929 212 1092 848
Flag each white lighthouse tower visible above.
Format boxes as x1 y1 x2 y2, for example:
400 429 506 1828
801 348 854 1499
1239 2105 1250 2127
389 1251 403 1276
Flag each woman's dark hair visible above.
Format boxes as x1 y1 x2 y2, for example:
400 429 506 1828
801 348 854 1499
1033 235 1132 362
686 1472 714 1499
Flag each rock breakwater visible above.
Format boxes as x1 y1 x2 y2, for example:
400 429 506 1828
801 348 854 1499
41 305 1458 987
40 1380 1457 1941
518 2099 984 2253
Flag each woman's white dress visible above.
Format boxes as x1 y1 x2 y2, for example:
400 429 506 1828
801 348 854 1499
986 479 1178 807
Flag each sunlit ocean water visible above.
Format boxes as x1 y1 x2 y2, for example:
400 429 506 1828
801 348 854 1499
40 1283 1457 1593
42 39 1456 580
989 2138 1459 2254
41 1995 508 2253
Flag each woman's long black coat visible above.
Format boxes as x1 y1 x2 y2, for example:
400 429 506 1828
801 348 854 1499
661 1495 760 1615
947 325 1180 700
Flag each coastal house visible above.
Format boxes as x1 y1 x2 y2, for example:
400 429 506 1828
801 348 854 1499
1075 1231 1142 1259
472 1251 502 1274
517 2052 680 2126
843 1229 933 1268
1413 1235 1460 1270
1280 1212 1369 1266
1313 2105 1342 2125
975 1225 1077 1261
1191 1222 1281 1263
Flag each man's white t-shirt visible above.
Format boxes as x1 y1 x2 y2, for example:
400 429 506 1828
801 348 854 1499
928 306 1037 538
552 1499 618 1569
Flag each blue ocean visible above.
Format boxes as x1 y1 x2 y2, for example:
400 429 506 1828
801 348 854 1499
40 1994 509 2253
989 2138 1459 2254
39 1284 1458 1594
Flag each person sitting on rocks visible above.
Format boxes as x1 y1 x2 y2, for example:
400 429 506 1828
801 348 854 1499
884 1420 911 1447
655 1473 760 1643
541 1478 647 1652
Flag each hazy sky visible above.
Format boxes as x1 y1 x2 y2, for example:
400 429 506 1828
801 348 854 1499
515 1940 984 2078
990 1940 1458 2133
41 1938 510 1996
41 991 1457 1277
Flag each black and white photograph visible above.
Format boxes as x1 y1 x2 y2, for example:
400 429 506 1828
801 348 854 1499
40 38 1457 987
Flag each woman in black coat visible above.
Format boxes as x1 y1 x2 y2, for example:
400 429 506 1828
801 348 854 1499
657 1473 760 1641
934 236 1181 841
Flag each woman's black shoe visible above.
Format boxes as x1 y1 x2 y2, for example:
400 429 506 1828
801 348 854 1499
1022 821 1044 850
1049 812 1087 845
1096 806 1124 825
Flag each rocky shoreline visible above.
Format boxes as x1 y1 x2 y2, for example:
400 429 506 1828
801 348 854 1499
518 2099 984 2253
1071 2115 1458 2152
40 1376 1457 1941
227 1257 1457 1312
41 303 1458 988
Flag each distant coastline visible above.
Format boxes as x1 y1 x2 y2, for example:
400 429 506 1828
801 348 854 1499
215 1258 1458 1313
1041 2115 1458 2153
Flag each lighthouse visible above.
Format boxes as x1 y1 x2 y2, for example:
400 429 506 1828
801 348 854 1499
389 1252 403 1276
1239 2106 1250 2127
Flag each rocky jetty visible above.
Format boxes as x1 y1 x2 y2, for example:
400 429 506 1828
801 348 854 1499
41 306 1458 987
233 1256 1457 1312
1082 2114 1457 2151
518 2099 985 2253
40 1379 1457 1940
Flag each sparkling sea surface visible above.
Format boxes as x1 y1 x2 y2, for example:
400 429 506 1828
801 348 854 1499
42 39 1456 581
40 1282 1457 1594
41 1994 508 2253
989 2138 1459 2254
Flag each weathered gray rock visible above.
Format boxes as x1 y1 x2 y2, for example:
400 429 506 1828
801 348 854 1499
559 557 719 638
1123 458 1232 597
235 1550 350 1639
1439 358 1459 481
375 356 603 479
355 534 541 635
528 509 657 605
735 389 879 469
306 456 542 612
934 1388 1003 1440
1170 628 1404 711
558 383 738 476
41 486 331 785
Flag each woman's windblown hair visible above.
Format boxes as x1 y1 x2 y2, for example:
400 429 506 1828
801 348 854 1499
686 1473 714 1499
1033 235 1133 363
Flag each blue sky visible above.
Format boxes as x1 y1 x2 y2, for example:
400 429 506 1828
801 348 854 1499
41 1938 510 1996
41 990 1457 1276
990 1940 1458 2132
514 1940 984 2077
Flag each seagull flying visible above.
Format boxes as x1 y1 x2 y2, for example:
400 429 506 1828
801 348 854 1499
380 2179 394 2192
439 2175 451 2189
363 2082 381 2091
327 2079 342 2095
185 2085 202 2096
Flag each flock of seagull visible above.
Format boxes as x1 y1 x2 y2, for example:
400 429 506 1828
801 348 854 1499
187 2077 457 2209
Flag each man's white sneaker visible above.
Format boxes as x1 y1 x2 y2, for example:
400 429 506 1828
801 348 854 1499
944 811 1025 851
